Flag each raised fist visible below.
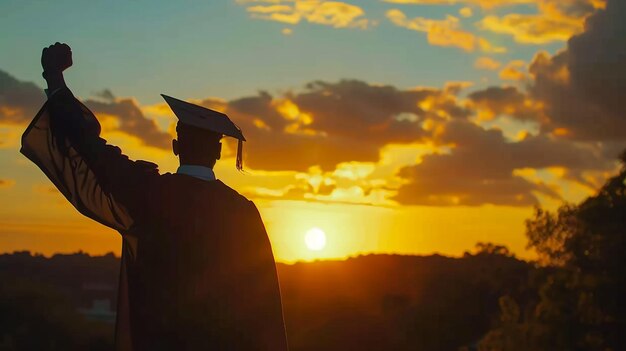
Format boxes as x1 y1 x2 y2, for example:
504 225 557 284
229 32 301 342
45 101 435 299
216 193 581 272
41 42 73 75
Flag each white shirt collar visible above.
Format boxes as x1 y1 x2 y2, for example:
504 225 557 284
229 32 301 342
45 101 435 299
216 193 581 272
176 165 216 181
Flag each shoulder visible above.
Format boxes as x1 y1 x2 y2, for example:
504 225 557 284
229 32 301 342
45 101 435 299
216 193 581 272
216 180 259 210
216 180 251 202
134 160 160 175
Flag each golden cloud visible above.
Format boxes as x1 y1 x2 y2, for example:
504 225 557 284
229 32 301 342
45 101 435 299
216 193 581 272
459 7 473 18
478 1 603 44
499 60 527 81
479 13 582 44
241 0 371 29
240 159 402 206
386 9 505 53
383 0 603 45
383 0 534 7
475 56 502 70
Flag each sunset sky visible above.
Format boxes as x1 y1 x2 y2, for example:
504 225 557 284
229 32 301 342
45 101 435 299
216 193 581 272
1 0 625 262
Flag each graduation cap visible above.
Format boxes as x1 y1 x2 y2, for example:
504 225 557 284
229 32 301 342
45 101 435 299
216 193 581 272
161 94 246 171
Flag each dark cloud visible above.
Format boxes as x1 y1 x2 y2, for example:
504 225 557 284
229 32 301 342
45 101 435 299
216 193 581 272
226 83 410 171
84 98 171 149
567 0 626 127
469 86 543 122
547 0 601 20
393 119 609 206
295 80 470 139
529 0 626 141
0 69 170 149
94 89 116 102
295 80 424 142
0 69 46 123
225 80 473 171
229 92 288 130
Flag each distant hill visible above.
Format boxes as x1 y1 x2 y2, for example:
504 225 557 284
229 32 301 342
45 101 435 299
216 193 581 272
0 251 536 351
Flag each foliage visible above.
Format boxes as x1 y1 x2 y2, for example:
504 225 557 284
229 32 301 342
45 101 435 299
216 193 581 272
480 152 626 350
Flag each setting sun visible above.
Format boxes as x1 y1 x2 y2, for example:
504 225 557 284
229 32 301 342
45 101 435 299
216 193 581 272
304 228 326 251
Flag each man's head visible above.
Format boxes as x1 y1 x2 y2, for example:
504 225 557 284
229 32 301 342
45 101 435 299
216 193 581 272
172 122 222 168
162 94 245 170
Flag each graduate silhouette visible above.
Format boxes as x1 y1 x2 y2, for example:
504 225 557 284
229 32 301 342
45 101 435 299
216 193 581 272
21 43 288 350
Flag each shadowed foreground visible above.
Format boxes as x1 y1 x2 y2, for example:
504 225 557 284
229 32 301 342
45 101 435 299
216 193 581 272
0 250 533 350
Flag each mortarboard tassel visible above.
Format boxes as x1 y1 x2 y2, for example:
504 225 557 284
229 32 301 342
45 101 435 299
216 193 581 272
236 139 244 171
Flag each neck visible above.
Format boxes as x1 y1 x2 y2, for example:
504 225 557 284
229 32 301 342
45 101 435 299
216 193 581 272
179 162 213 169
178 155 214 168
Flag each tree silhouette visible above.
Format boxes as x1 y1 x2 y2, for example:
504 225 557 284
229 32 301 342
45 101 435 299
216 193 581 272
481 150 626 350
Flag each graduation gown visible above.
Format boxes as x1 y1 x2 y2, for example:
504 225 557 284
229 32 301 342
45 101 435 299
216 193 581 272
20 87 288 350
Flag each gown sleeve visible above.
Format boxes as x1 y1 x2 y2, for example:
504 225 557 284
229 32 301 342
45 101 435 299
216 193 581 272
20 87 158 236
235 201 289 350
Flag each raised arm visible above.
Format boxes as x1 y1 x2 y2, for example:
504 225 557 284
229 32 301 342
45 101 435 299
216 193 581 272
21 43 158 234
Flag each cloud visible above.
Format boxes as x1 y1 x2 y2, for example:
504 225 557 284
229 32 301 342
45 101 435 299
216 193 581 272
383 0 535 8
84 97 172 150
0 70 46 124
2 59 621 208
238 162 399 206
386 9 506 53
475 57 502 70
220 76 615 206
393 119 609 206
479 14 581 44
468 86 543 122
499 60 527 81
459 7 473 18
528 0 626 141
385 0 602 45
0 68 471 175
224 79 469 171
478 0 603 44
0 70 171 150
94 89 116 101
239 0 371 29
383 0 602 11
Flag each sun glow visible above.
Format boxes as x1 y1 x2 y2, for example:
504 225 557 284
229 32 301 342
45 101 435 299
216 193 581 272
304 227 327 251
